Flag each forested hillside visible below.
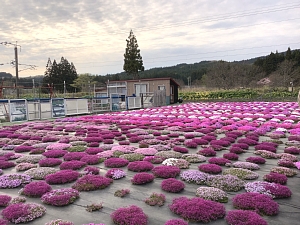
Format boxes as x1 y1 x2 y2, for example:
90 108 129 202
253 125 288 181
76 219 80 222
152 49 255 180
2 48 300 91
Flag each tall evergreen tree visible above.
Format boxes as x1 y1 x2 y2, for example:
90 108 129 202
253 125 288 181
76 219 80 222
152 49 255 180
43 57 78 93
123 30 144 79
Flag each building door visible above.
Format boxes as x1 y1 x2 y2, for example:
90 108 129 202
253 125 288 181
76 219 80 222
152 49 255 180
170 85 174 103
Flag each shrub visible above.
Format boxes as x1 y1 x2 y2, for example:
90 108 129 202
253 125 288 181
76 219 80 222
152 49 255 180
68 146 86 152
195 187 228 203
60 160 87 170
0 195 11 207
169 197 225 223
152 165 181 178
173 146 189 153
232 161 260 170
232 192 279 216
111 205 148 225
263 172 288 184
143 156 165 164
145 193 166 206
197 147 216 156
45 170 80 184
164 219 188 225
229 146 245 154
41 188 79 206
245 181 292 198
161 178 185 193
134 147 158 155
1 203 46 223
0 160 16 169
39 158 62 167
15 163 37 171
105 168 126 179
14 145 34 153
20 181 52 197
284 147 300 155
16 155 45 164
114 189 130 197
223 152 239 160
84 166 100 175
119 153 145 161
24 167 58 180
104 158 129 168
162 158 190 169
85 147 103 155
206 174 245 192
225 210 267 225
180 170 208 184
80 155 101 165
63 152 87 161
72 175 113 191
86 203 103 212
198 164 222 174
181 154 206 163
131 173 155 185
42 150 68 158
155 151 182 159
270 166 297 177
278 159 296 167
245 156 266 164
223 168 259 180
127 161 154 172
0 174 31 188
45 219 74 225
208 157 231 166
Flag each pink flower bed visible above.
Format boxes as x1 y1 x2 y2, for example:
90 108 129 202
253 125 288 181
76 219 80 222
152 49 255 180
127 161 154 172
152 165 181 178
45 170 80 184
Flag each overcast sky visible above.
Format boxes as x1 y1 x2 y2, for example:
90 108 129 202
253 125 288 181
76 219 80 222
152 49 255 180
0 0 300 77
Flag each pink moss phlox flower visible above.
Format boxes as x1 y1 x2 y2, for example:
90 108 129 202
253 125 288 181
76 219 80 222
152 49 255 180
225 210 267 225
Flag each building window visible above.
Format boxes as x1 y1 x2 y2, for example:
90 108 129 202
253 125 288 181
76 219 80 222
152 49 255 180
158 85 165 90
135 84 147 96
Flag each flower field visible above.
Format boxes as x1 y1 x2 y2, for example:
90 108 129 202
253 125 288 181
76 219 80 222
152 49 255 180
0 101 300 224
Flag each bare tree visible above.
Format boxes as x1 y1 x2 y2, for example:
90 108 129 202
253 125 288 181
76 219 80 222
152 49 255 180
276 60 298 88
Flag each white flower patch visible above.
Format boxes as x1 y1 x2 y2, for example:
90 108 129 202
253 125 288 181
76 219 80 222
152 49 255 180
275 128 287 132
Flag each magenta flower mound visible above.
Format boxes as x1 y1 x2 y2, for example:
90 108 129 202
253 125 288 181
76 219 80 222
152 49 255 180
245 181 292 198
131 172 155 185
104 158 129 168
164 219 188 225
223 152 239 160
14 145 34 153
245 156 266 164
0 218 8 225
173 146 189 153
0 195 12 207
229 146 245 154
198 164 222 174
85 147 103 155
20 181 52 197
143 155 165 164
80 155 101 165
111 205 148 225
105 168 126 179
127 161 154 172
1 203 46 223
41 188 79 206
0 160 16 169
197 147 216 156
284 146 300 155
72 174 113 191
60 160 87 170
169 197 225 223
45 170 80 184
225 210 267 225
183 140 198 148
263 172 288 184
63 152 87 161
84 166 100 175
232 192 279 216
161 178 185 193
39 158 62 167
208 157 231 166
152 165 181 178
42 150 68 158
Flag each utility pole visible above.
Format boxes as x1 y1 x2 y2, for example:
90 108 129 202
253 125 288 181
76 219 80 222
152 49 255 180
0 41 21 98
14 44 19 98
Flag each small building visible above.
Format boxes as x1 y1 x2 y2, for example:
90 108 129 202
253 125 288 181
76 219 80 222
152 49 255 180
106 77 180 106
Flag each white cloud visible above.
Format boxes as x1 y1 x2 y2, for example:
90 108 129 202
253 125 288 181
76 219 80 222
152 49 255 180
0 0 299 77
